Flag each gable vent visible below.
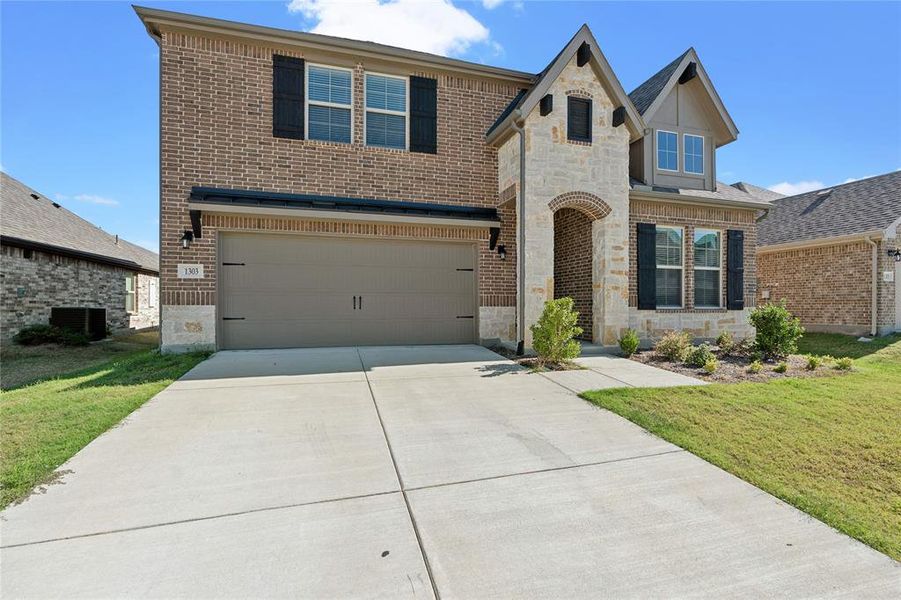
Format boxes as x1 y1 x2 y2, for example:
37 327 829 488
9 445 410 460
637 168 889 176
576 42 591 67
678 62 697 84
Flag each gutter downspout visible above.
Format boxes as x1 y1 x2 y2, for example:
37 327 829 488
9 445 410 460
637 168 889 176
865 236 878 336
511 111 526 355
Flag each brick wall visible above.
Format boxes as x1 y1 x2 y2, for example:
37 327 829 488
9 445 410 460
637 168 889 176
0 245 159 343
159 30 521 316
876 236 898 333
553 208 593 339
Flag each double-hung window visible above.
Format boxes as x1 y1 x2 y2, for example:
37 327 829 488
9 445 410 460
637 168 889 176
365 73 407 149
684 134 704 174
657 130 678 171
656 226 683 307
125 274 137 313
307 65 352 143
694 229 721 307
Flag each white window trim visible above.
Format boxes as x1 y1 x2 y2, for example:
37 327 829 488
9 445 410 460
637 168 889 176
305 62 354 144
656 224 684 308
656 129 679 173
148 278 158 308
125 274 137 314
683 133 705 175
364 71 409 151
693 228 722 308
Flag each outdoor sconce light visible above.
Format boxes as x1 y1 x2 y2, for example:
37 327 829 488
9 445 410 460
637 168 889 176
180 230 194 249
888 247 901 262
497 245 507 260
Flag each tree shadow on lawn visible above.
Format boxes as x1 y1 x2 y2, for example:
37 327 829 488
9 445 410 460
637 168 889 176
66 350 212 390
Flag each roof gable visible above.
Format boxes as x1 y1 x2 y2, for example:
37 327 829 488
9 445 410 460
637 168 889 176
757 171 901 246
486 25 644 145
629 48 738 146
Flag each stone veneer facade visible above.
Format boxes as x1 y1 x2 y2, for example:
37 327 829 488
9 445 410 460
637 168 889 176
758 235 899 336
0 245 159 343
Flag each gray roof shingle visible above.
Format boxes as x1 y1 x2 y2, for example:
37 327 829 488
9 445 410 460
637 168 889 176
0 172 159 272
757 171 901 246
628 49 690 115
730 181 784 203
629 178 772 207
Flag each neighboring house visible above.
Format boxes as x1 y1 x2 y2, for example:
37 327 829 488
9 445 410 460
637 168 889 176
758 172 901 336
0 172 160 343
136 6 770 353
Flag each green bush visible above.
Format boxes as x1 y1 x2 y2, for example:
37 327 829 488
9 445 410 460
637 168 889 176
774 362 788 373
685 343 716 368
530 297 582 366
834 357 853 371
618 329 640 357
715 331 734 354
703 358 718 374
747 359 763 374
13 325 90 347
805 354 823 370
654 331 692 362
749 301 804 359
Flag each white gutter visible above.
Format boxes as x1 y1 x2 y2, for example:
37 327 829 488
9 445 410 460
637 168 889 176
511 110 526 355
865 236 879 336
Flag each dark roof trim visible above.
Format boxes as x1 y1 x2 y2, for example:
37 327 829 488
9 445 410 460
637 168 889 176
189 187 500 222
1 236 159 276
486 89 528 137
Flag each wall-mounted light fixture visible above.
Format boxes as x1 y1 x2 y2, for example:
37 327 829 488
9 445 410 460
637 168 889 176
180 230 194 249
497 245 506 261
888 247 901 262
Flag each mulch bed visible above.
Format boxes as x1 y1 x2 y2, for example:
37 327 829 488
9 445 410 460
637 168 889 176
488 346 583 372
631 351 850 383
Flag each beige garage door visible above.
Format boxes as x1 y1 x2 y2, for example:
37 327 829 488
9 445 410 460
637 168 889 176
219 233 477 349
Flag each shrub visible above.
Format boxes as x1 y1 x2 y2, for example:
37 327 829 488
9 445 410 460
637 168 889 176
618 329 640 357
733 337 755 356
703 358 718 374
805 355 823 370
715 331 734 354
685 343 716 368
654 331 692 362
13 324 90 347
774 362 788 373
530 297 582 366
749 301 804 359
834 357 853 371
747 359 763 374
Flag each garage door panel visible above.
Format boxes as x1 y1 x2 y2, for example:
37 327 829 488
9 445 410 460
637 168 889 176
219 233 477 349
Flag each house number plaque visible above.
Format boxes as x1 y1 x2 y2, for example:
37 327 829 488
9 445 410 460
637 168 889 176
177 264 204 279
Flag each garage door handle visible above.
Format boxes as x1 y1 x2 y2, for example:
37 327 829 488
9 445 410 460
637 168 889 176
353 296 357 310
359 296 363 309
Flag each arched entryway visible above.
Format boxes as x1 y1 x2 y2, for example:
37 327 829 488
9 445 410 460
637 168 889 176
549 192 612 342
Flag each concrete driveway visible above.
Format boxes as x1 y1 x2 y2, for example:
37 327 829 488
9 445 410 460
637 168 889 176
1 345 897 598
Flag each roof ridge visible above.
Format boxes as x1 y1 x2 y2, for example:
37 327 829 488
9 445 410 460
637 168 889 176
627 48 691 115
772 170 901 200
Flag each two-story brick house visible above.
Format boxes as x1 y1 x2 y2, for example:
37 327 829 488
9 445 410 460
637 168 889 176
136 6 769 353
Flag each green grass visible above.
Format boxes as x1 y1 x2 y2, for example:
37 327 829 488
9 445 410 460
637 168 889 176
582 333 901 560
0 346 208 508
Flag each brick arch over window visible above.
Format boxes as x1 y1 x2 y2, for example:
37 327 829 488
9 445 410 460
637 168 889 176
548 192 612 221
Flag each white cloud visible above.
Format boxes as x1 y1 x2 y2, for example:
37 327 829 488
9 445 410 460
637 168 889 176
841 175 874 184
287 0 492 56
55 193 119 206
481 0 524 9
767 180 825 196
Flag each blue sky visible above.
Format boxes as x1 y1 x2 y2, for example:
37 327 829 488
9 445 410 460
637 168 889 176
2 1 899 252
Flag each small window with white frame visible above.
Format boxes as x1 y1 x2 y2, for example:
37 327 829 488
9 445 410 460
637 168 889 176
657 130 678 172
306 64 352 144
125 274 137 313
684 134 704 175
148 278 158 308
693 228 721 307
656 226 683 307
365 73 407 150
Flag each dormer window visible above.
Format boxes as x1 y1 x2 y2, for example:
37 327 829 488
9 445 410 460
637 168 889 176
656 130 678 171
684 134 704 175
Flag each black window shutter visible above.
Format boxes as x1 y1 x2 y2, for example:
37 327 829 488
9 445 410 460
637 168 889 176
726 229 745 310
637 223 657 310
410 76 437 154
273 55 305 140
567 97 591 142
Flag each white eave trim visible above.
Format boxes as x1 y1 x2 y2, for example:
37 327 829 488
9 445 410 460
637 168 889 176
758 230 886 253
629 189 769 211
187 202 500 229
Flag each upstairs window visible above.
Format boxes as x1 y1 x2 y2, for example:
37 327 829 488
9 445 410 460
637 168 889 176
657 130 678 171
694 229 721 307
684 134 704 175
365 73 407 149
567 97 592 142
656 226 683 307
307 65 352 144
125 274 137 313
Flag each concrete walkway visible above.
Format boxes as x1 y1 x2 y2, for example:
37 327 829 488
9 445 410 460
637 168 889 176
1 346 897 598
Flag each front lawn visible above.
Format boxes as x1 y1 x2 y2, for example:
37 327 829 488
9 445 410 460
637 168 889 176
582 333 901 560
0 348 208 508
